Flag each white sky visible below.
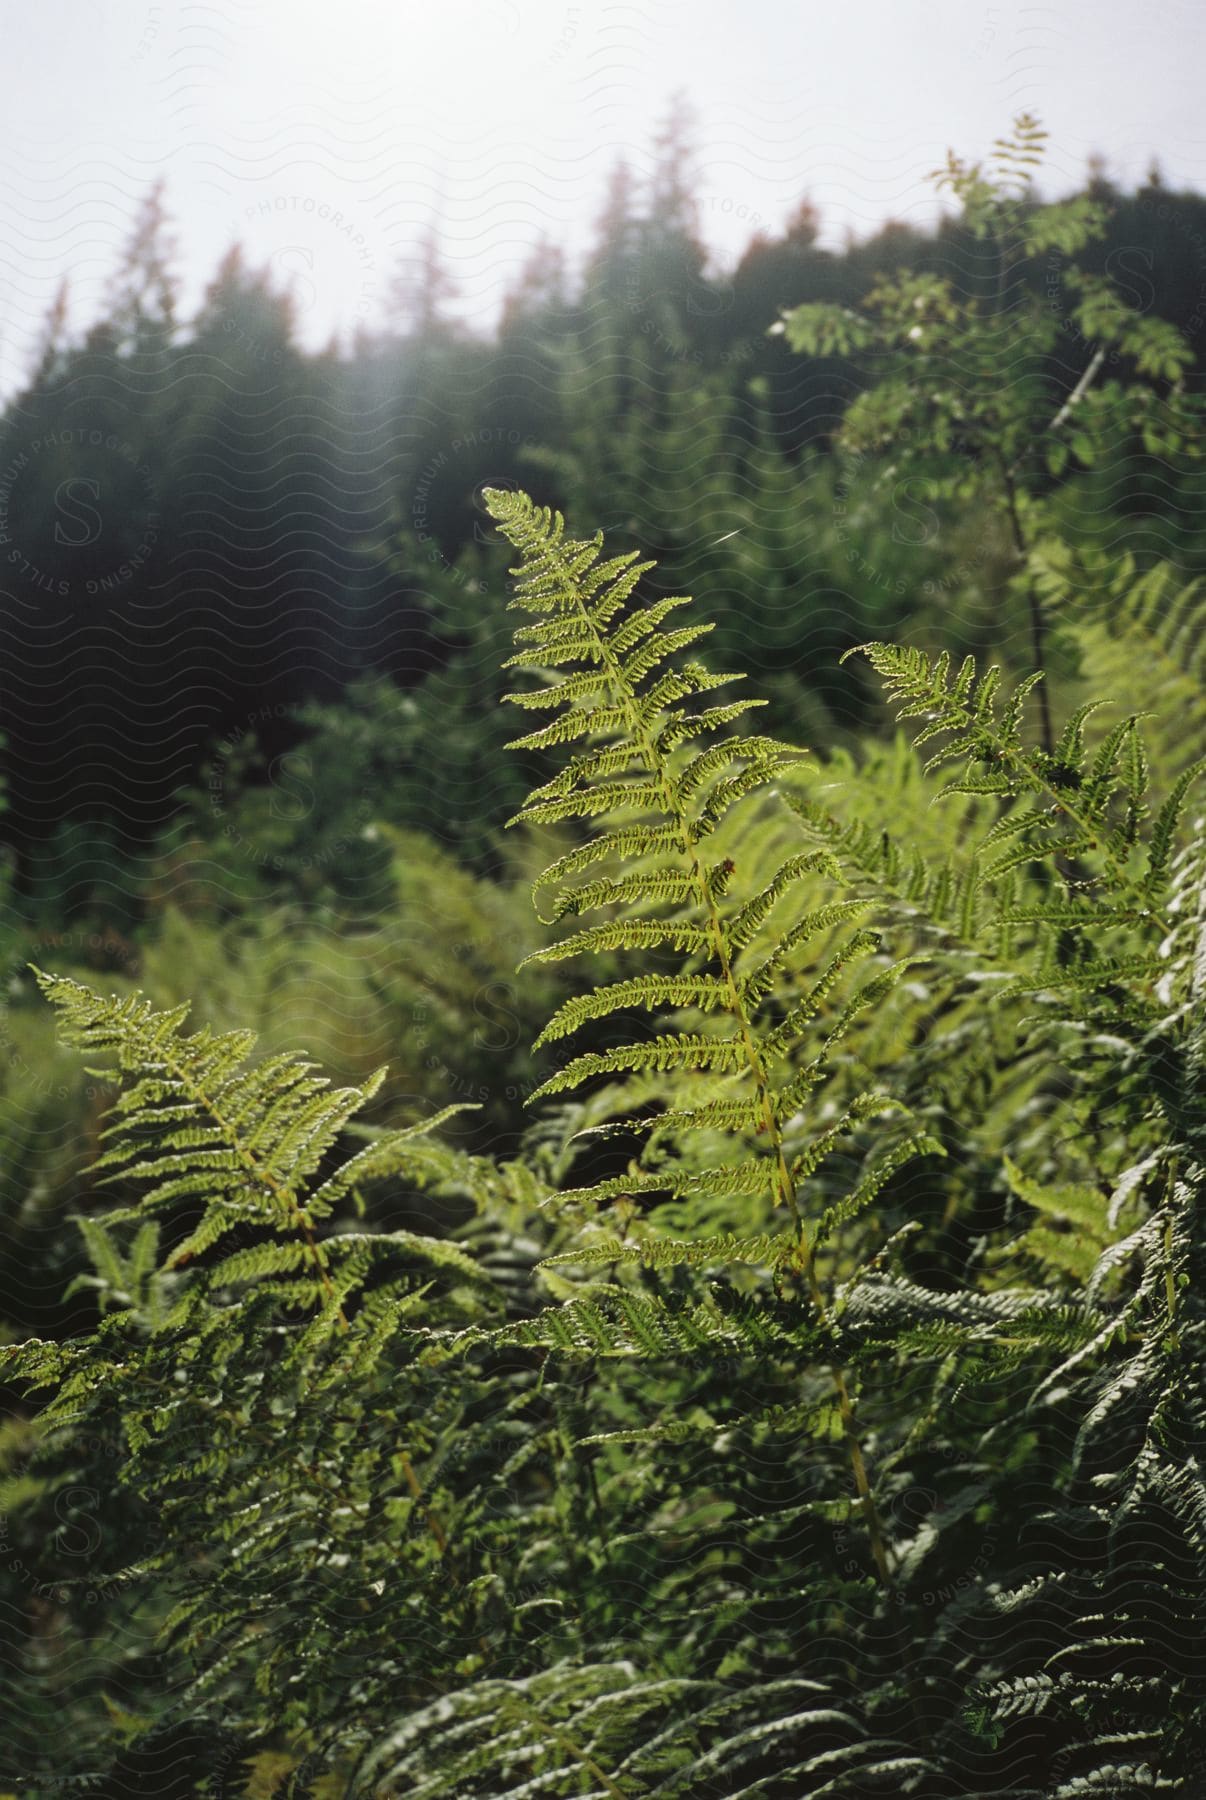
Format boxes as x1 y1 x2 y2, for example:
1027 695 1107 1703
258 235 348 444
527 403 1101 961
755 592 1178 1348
1 0 1203 391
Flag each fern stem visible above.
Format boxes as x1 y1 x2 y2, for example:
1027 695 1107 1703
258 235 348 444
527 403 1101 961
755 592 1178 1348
999 461 1055 758
399 1449 450 1555
539 531 897 1589
1162 1163 1182 1352
513 1699 629 1799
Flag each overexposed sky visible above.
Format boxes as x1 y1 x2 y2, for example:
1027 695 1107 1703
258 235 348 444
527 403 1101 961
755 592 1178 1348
1 0 1203 389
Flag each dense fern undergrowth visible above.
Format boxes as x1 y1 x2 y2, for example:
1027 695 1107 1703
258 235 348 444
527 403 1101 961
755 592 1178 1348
0 480 1201 1797
2 120 1206 1799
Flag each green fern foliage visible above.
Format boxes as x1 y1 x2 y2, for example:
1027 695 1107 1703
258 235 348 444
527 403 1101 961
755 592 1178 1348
850 640 1202 949
0 976 563 1782
29 968 474 1320
6 464 1206 1796
1032 544 1206 794
486 489 936 1260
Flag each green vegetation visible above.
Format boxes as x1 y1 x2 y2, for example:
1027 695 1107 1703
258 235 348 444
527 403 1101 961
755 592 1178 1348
1 118 1205 1796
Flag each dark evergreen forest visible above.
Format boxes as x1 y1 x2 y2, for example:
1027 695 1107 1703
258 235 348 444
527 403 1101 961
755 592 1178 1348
3 135 1204 868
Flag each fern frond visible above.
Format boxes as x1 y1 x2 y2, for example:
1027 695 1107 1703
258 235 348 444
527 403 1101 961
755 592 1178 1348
851 642 1201 956
486 490 943 1596
486 490 917 1235
30 969 473 1325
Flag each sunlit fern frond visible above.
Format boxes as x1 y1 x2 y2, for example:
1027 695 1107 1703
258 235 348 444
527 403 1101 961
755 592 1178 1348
850 641 1203 952
25 969 477 1342
486 490 938 1261
1032 544 1206 796
357 1659 940 1799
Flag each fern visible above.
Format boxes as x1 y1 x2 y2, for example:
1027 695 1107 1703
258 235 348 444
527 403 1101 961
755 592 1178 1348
0 977 563 1782
6 460 1206 1795
485 488 953 1589
25 969 476 1324
487 490 934 1234
946 811 1206 1789
1032 543 1206 796
850 641 1202 941
357 1661 941 1798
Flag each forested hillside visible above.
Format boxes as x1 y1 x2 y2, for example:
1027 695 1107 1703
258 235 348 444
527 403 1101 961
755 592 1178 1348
2 116 1205 863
